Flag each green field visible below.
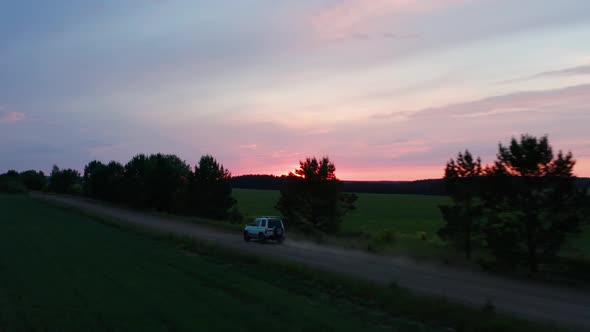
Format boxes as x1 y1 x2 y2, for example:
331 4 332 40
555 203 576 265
233 189 589 259
0 194 442 332
233 189 449 236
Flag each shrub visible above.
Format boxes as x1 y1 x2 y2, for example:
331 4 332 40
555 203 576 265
417 231 428 241
227 207 244 224
373 229 397 246
0 179 27 194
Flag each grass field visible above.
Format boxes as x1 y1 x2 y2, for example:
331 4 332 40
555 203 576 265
233 188 589 259
233 189 449 236
0 193 443 332
0 193 568 332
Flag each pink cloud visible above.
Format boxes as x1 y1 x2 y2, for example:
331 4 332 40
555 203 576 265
310 0 468 40
0 111 26 124
168 83 590 181
238 144 258 150
374 83 590 121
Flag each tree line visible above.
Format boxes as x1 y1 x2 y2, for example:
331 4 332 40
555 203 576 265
0 154 357 234
439 134 589 272
0 154 238 221
0 169 46 193
1 134 588 271
230 175 447 195
82 154 237 219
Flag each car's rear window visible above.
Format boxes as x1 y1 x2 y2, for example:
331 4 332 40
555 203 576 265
268 219 282 228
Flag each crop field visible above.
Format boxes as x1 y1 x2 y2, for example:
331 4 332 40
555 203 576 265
233 189 589 258
233 189 449 237
0 194 443 332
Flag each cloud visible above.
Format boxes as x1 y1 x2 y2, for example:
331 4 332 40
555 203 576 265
373 83 590 120
452 107 530 118
0 111 25 124
363 83 590 173
535 64 590 78
182 83 590 179
382 32 420 39
365 139 433 158
309 0 467 40
500 64 590 84
423 83 590 118
238 144 257 150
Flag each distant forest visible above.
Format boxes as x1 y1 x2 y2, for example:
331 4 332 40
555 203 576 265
230 174 590 195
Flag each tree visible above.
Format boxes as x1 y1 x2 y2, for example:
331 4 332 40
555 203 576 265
84 160 107 198
144 154 191 212
0 170 26 194
276 157 357 233
84 160 124 202
49 165 81 194
123 154 149 207
484 135 581 272
19 170 46 190
20 170 47 190
189 155 235 219
438 150 484 259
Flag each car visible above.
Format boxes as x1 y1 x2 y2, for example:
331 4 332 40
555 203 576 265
244 216 286 243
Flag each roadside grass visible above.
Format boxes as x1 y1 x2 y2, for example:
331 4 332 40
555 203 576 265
565 225 590 259
15 193 569 332
38 191 245 233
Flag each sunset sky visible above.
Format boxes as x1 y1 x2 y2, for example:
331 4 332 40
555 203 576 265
1 0 590 180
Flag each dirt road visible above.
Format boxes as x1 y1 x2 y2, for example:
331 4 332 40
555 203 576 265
32 192 590 330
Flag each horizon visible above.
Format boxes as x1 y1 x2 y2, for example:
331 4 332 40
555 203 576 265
2 1 590 181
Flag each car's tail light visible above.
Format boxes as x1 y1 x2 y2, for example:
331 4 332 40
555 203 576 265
265 228 270 232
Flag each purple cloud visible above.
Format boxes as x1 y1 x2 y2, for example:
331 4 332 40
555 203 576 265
0 111 25 124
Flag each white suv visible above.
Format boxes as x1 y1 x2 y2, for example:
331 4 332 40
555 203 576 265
244 217 286 243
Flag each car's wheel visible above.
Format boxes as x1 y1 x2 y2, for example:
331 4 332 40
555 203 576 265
258 233 265 242
244 231 250 242
274 227 284 244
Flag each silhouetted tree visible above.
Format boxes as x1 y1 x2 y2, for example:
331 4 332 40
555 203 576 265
49 165 81 194
0 170 26 194
84 160 107 197
84 160 124 202
276 157 357 233
123 154 150 207
144 154 191 212
4 170 19 178
438 150 484 259
19 170 46 190
189 155 236 219
484 135 581 272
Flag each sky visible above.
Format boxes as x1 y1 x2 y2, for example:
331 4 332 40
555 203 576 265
1 0 590 181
